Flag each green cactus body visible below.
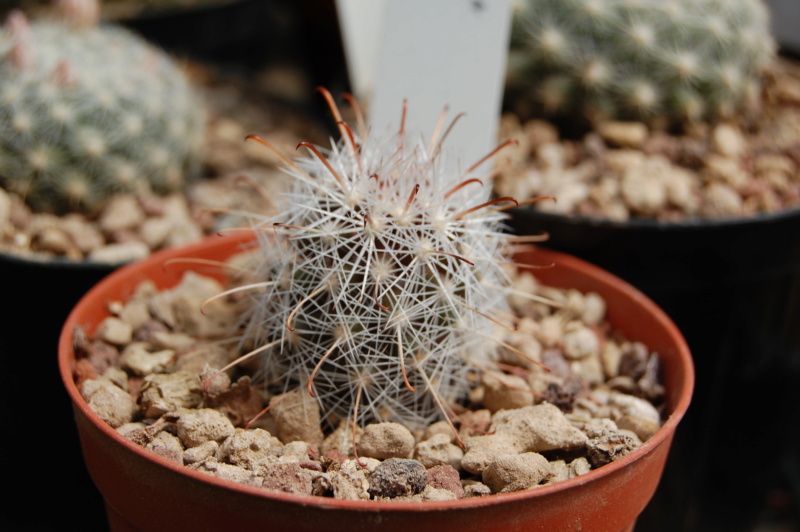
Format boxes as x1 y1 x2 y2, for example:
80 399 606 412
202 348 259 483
0 12 204 213
510 0 776 124
241 112 514 429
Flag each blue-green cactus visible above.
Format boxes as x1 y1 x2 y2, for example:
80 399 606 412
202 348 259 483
509 0 777 124
0 2 204 214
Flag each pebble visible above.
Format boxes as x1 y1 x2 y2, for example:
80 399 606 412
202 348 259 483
120 343 176 376
481 372 535 412
426 465 465 498
149 272 233 337
81 378 136 428
711 123 746 157
184 440 219 465
119 298 152 331
704 182 744 216
146 431 184 465
217 428 283 469
368 458 427 498
260 462 315 495
482 452 551 493
620 159 668 215
321 421 361 456
192 460 262 487
608 391 662 426
99 195 146 233
269 391 325 447
462 480 492 497
358 422 415 460
330 459 372 501
175 408 236 448
561 325 600 360
94 317 133 346
414 433 464 469
492 403 589 453
586 432 639 467
0 188 10 230
88 241 150 264
597 121 649 148
35 226 75 255
138 371 202 418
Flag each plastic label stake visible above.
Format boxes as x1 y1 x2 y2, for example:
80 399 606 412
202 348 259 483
338 0 512 175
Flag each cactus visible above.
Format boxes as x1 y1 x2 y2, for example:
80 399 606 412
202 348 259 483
0 0 204 214
509 0 777 124
238 95 520 432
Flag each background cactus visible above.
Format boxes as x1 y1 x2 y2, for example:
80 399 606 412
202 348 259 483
508 0 777 125
240 100 515 430
0 0 204 214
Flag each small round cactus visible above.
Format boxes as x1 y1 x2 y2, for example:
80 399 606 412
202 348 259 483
0 0 204 214
509 0 777 124
239 95 518 432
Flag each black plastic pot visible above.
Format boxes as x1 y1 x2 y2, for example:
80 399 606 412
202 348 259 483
0 252 117 531
119 0 347 90
507 207 800 531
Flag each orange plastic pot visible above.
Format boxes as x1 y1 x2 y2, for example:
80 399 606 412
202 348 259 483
59 233 694 532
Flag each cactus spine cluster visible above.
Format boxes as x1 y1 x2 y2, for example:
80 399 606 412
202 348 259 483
0 0 204 214
509 0 776 124
240 97 515 430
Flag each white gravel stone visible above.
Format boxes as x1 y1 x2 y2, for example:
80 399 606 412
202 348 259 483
217 428 283 469
608 391 662 426
359 422 416 460
138 371 202 418
598 121 648 148
146 431 184 465
89 241 150 264
482 452 551 493
561 325 600 360
414 433 464 469
98 195 145 233
94 317 133 346
712 123 746 157
176 408 236 448
184 440 220 465
81 378 136 428
120 342 175 376
482 372 535 412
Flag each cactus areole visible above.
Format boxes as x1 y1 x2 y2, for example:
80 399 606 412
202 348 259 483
241 92 523 431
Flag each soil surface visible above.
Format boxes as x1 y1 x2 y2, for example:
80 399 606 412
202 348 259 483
495 58 800 223
71 251 667 501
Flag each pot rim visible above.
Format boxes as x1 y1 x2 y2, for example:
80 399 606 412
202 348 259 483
0 248 126 270
510 203 800 231
58 232 694 513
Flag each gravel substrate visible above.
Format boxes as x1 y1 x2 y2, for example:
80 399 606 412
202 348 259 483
71 251 666 501
495 58 800 222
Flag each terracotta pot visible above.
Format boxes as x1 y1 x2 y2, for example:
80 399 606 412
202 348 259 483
59 232 694 532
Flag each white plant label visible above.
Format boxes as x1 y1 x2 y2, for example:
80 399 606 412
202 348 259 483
337 0 512 174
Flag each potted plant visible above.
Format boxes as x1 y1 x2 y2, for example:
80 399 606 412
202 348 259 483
499 0 800 528
0 2 329 528
59 94 693 531
0 1 208 528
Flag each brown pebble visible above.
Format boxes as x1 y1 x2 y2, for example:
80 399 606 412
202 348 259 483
426 465 465 498
368 458 427 498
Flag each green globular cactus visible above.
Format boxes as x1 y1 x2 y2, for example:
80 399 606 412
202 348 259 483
0 1 204 214
509 0 777 124
238 98 516 431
